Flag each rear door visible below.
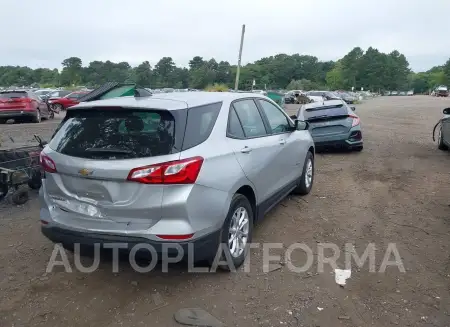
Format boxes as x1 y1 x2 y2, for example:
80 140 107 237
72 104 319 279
302 104 353 141
256 98 306 190
43 107 184 230
226 98 280 203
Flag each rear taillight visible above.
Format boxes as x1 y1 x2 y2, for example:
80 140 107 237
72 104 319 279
156 234 194 240
349 115 360 127
127 156 204 184
40 153 57 173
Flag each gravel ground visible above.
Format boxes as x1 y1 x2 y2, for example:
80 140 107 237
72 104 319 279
1 96 450 327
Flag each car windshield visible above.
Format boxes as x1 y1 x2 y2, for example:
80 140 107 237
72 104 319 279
35 90 51 95
49 108 176 160
303 104 349 121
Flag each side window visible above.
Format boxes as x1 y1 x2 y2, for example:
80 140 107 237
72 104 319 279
257 99 290 134
227 107 245 138
233 99 267 138
182 102 222 150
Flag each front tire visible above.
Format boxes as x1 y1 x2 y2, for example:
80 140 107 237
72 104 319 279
293 151 314 195
215 194 253 271
438 127 448 150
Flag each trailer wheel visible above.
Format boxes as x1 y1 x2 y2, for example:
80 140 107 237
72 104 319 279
12 186 29 205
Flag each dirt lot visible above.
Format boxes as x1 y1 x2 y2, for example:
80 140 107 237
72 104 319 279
1 96 450 327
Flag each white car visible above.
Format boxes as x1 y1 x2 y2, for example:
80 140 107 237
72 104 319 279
407 90 414 96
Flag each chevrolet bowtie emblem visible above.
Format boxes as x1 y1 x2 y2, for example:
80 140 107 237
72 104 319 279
78 168 93 176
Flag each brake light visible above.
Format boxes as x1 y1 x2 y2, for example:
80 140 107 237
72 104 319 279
127 156 204 184
40 153 57 173
156 234 194 240
349 115 360 127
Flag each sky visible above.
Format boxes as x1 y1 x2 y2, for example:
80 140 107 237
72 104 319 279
2 0 450 72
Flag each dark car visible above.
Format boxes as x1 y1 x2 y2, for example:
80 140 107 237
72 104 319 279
0 90 51 123
294 99 363 151
438 107 450 150
336 92 356 104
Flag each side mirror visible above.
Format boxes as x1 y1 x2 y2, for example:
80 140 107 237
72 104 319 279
350 106 356 111
294 120 309 131
443 108 450 115
290 115 297 120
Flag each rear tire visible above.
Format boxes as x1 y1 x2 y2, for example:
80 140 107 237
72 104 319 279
293 151 314 195
215 194 253 271
438 127 448 151
33 110 41 123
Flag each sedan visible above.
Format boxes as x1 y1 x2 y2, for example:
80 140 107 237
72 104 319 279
48 91 89 111
293 99 363 151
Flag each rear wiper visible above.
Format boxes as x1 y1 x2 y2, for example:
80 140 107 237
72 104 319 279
85 147 132 154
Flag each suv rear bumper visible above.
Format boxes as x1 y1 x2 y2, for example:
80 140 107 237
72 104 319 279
0 110 37 119
41 225 220 261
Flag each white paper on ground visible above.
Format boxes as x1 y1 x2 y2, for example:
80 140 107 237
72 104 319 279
334 269 351 286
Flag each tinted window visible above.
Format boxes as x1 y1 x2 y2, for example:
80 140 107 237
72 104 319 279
182 102 221 150
233 99 267 138
303 105 349 121
49 109 177 159
308 92 323 96
258 99 290 133
227 107 245 138
0 92 28 99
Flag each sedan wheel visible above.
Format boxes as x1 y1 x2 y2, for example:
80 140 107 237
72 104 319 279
293 151 314 195
438 127 448 150
228 207 250 258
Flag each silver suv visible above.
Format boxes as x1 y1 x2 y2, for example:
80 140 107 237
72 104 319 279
39 92 315 269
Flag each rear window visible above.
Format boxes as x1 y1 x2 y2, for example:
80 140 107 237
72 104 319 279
49 108 178 159
308 92 323 96
303 105 349 120
0 92 28 99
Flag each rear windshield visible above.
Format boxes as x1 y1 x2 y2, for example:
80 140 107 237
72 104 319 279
303 105 349 120
0 92 28 99
308 92 323 96
49 109 178 159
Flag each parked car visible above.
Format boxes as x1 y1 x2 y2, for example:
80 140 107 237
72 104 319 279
435 85 449 97
0 90 51 123
437 107 450 150
34 89 54 99
336 92 357 104
407 90 414 96
39 92 315 269
47 91 89 111
45 90 72 100
391 91 398 96
293 99 363 151
284 90 302 104
399 91 406 96
306 91 341 100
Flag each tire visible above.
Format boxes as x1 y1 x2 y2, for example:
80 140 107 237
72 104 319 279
215 194 254 271
293 151 314 195
33 110 41 123
28 170 42 189
438 127 448 150
12 186 29 205
0 183 8 201
0 119 5 124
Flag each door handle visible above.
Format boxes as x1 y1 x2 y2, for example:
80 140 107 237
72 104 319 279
241 146 252 154
279 139 286 145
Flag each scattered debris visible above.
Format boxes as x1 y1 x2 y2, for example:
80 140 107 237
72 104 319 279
338 316 351 320
334 269 351 286
130 281 138 287
303 272 319 279
174 308 224 327
317 307 324 311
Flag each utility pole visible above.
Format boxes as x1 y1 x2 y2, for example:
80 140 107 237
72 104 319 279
234 24 246 91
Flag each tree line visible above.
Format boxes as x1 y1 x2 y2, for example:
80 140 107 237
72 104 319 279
0 47 449 93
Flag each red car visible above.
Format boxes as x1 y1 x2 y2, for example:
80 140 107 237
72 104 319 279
48 91 89 111
0 90 51 123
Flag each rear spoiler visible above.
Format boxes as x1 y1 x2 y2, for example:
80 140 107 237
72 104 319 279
77 82 152 103
305 104 344 111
